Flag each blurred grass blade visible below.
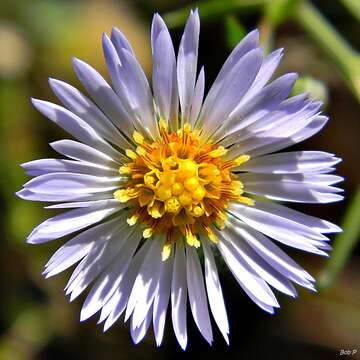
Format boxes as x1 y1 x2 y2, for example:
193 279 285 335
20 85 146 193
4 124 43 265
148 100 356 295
292 75 329 106
225 15 246 49
259 0 299 54
318 186 360 290
294 0 360 103
163 0 270 28
264 0 298 26
341 0 360 22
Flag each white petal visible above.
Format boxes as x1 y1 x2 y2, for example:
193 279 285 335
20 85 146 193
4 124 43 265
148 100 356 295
236 115 328 159
151 14 178 128
43 215 126 278
79 228 142 321
31 98 121 160
130 305 152 345
222 226 297 297
186 245 213 345
217 235 279 312
100 239 152 331
200 49 263 139
27 199 123 244
201 238 229 343
241 173 343 203
16 188 111 203
23 172 121 196
240 151 341 174
153 251 173 346
177 9 200 122
50 139 122 166
230 201 329 241
220 93 311 148
114 47 159 140
228 205 329 255
72 57 135 139
102 34 152 137
111 27 134 55
44 199 116 209
198 30 259 129
248 200 341 234
21 158 118 177
213 73 298 142
65 220 133 301
171 243 188 350
227 221 316 289
255 115 329 157
125 236 164 327
240 48 284 104
189 66 205 126
48 78 132 149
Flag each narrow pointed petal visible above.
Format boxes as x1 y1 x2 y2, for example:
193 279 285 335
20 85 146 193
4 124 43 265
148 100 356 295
27 200 124 244
151 13 178 127
171 244 188 350
201 238 229 343
186 245 213 345
177 9 200 122
153 251 173 346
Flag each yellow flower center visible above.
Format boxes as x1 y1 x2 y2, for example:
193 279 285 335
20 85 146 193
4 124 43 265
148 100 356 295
114 122 253 260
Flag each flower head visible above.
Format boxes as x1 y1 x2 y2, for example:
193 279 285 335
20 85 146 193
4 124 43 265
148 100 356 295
18 9 343 349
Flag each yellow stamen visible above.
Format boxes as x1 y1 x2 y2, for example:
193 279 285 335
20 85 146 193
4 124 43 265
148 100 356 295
148 201 164 218
183 122 191 133
127 214 139 226
136 146 147 156
143 228 153 239
235 154 250 166
238 196 255 206
161 243 172 261
125 149 137 160
209 146 227 158
114 189 131 202
159 117 168 131
119 165 132 175
185 228 200 248
204 225 218 244
133 131 144 144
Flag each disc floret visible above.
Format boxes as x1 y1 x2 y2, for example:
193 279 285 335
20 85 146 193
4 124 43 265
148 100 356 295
114 123 253 259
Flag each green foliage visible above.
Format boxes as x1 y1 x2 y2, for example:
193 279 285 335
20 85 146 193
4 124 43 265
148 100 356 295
292 76 329 106
264 0 299 26
318 187 360 290
225 15 246 49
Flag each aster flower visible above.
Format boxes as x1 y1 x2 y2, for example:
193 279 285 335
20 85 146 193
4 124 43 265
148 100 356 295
18 10 343 349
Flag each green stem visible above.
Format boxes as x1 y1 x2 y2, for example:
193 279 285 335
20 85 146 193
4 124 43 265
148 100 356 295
163 0 270 28
340 0 360 23
318 186 360 290
294 0 360 103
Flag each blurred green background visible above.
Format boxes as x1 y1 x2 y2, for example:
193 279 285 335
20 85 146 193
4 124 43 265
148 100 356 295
0 0 359 359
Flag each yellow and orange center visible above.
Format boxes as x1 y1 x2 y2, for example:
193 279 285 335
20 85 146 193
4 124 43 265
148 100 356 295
114 122 253 260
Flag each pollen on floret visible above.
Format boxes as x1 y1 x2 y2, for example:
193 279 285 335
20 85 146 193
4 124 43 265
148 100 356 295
143 228 153 239
132 131 144 144
161 243 172 261
119 165 132 174
127 214 139 226
114 126 253 254
125 149 137 160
